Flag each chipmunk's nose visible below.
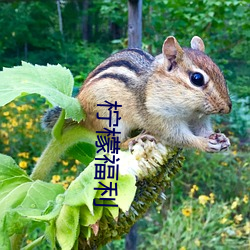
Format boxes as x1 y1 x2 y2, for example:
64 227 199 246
219 101 232 114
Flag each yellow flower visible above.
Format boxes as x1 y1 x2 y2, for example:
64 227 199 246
26 239 32 244
221 162 228 167
32 157 39 162
0 130 8 138
62 160 69 166
3 138 9 145
209 193 215 204
220 217 228 224
51 175 61 183
234 214 243 224
75 159 81 165
71 165 77 172
11 119 18 127
221 232 227 238
232 150 237 156
66 176 75 182
194 238 201 247
236 229 242 237
182 207 192 217
9 102 16 108
3 111 9 116
243 195 248 204
189 184 199 197
179 247 186 250
198 195 210 206
26 121 33 129
244 221 250 234
19 161 28 169
231 198 239 209
18 152 30 159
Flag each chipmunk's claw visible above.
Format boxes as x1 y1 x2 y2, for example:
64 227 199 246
207 133 230 152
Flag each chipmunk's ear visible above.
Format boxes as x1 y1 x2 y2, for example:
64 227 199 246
191 36 205 52
162 36 184 63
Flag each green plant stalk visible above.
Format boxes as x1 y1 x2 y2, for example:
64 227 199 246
30 125 97 181
10 126 96 249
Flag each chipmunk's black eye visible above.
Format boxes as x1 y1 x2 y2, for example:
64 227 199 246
190 72 204 87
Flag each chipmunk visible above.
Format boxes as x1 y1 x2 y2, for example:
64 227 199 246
43 36 232 153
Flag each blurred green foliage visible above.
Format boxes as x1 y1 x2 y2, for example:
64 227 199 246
0 0 249 97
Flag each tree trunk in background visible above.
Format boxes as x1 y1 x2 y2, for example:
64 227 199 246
56 0 64 36
128 0 142 48
126 1 142 248
82 0 89 41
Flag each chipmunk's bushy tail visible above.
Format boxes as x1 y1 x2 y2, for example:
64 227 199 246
41 106 62 130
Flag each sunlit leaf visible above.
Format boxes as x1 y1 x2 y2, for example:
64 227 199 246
0 62 85 121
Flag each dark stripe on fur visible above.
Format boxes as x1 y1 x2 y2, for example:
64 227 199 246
96 73 130 85
91 60 140 79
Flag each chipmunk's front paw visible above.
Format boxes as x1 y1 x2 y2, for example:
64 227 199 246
206 133 230 152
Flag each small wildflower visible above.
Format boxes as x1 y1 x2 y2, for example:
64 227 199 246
0 130 8 138
232 150 237 156
244 221 250 234
32 157 39 162
221 232 227 239
62 160 69 166
198 195 210 206
182 207 192 217
3 111 9 116
26 239 32 244
194 238 201 247
51 175 61 183
220 217 228 224
71 165 77 172
26 121 33 129
189 184 199 197
11 119 18 127
9 103 16 108
209 193 215 204
221 162 228 167
231 197 240 209
75 159 81 165
66 176 75 182
179 247 186 250
19 161 28 169
235 229 243 237
243 195 248 204
3 138 9 145
18 152 30 159
234 214 243 224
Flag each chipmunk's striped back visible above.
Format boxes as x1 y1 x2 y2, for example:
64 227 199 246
83 48 155 89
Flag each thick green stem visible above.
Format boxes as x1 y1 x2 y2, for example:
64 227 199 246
11 126 96 249
30 126 97 181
